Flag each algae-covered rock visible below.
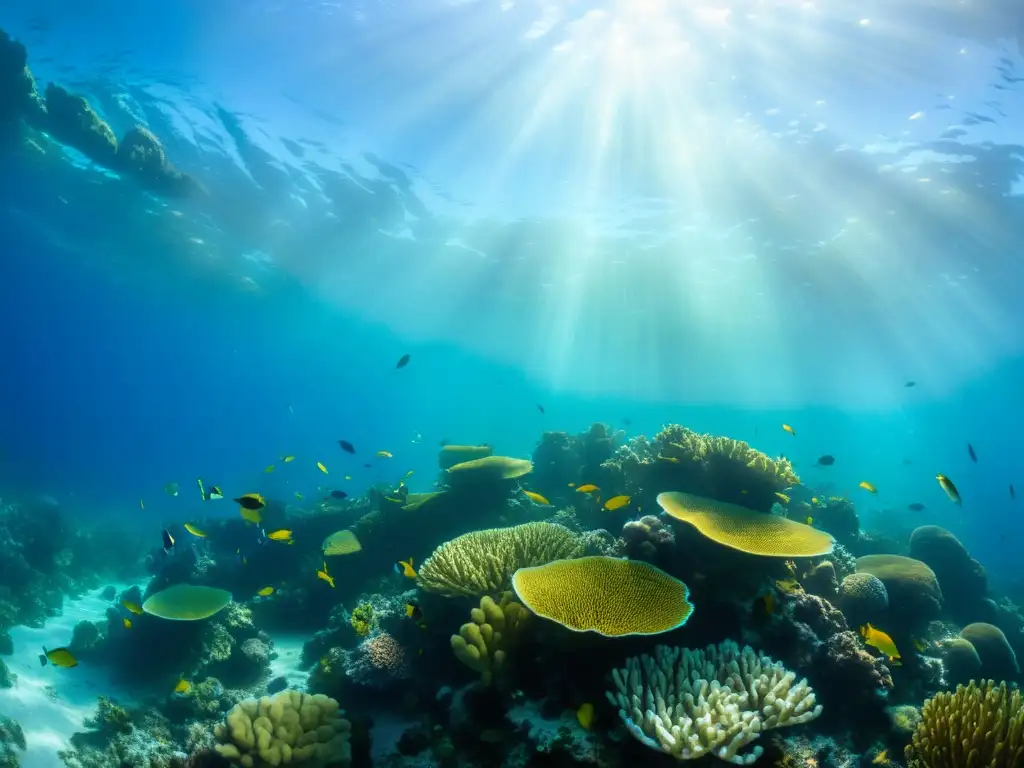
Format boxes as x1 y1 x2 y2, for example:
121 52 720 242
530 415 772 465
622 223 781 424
43 83 118 165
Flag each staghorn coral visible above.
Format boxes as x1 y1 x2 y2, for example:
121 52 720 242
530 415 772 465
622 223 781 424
451 592 529 686
417 521 584 597
213 690 351 767
511 555 693 636
905 680 1023 768
607 641 821 765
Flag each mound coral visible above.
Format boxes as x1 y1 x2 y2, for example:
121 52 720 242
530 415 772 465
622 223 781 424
214 690 351 767
942 638 983 686
959 623 1020 679
451 592 529 686
438 444 493 469
657 492 834 558
855 555 943 625
607 641 821 765
142 584 232 620
837 572 889 627
905 680 1023 768
511 556 693 637
909 525 988 621
417 521 584 597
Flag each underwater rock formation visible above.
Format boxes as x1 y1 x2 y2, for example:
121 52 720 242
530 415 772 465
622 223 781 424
0 716 25 766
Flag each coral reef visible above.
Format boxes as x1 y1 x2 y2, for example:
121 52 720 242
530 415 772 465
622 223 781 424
60 700 182 768
959 622 1020 679
0 716 25 767
855 555 944 627
909 525 988 624
451 592 529 686
620 514 675 562
607 641 821 764
837 572 889 628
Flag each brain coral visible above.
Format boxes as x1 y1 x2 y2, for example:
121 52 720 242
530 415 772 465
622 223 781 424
854 555 943 624
511 556 693 637
417 521 584 597
607 641 821 765
657 492 835 557
905 680 1023 768
838 572 889 627
959 623 1020 679
214 690 350 767
142 584 232 621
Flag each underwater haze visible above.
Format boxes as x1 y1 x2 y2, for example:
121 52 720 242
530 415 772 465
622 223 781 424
1 1 1024 767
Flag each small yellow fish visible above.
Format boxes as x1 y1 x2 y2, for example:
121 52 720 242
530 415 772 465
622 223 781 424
576 702 594 730
859 481 878 494
811 496 819 504
775 492 791 504
804 516 814 525
376 450 393 459
317 462 328 474
122 599 143 615
257 586 274 597
782 424 796 436
264 465 275 473
295 492 304 500
122 618 132 629
936 474 962 506
266 529 293 542
401 470 414 481
395 558 417 579
523 490 551 505
281 455 295 462
576 484 599 493
860 623 900 659
658 456 681 463
183 523 207 538
173 678 191 694
317 562 335 588
40 647 77 668
567 482 576 487
603 495 631 511
872 749 889 765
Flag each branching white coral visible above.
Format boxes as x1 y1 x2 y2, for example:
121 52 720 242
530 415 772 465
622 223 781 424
606 640 822 765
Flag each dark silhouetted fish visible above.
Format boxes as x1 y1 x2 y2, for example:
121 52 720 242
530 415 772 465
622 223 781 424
907 503 926 512
817 455 835 466
338 440 356 454
967 443 978 463
396 354 410 369
328 490 347 500
905 381 916 387
623 417 632 426
536 404 545 415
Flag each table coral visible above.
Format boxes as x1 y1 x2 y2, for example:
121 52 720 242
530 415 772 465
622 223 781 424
607 641 821 764
451 592 529 686
213 690 351 767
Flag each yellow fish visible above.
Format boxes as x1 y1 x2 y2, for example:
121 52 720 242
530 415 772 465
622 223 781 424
603 495 631 511
122 599 143 616
173 678 191 694
376 450 393 459
567 482 576 487
811 497 819 504
281 455 295 462
257 586 274 597
239 507 262 525
183 523 207 538
266 528 293 542
775 492 791 504
295 492 304 500
317 561 335 588
401 470 415 481
317 462 328 474
576 702 594 730
936 474 962 506
394 558 417 579
523 490 550 505
235 493 266 510
122 618 132 629
40 647 77 668
782 424 796 436
860 623 900 659
576 484 599 494
858 481 878 494
804 516 814 525
264 465 275 473
912 638 929 653
872 750 889 766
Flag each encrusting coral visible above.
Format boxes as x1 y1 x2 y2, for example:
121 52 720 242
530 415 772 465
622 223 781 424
451 592 529 686
905 680 1023 768
417 521 584 597
511 555 693 636
213 690 351 767
607 640 821 764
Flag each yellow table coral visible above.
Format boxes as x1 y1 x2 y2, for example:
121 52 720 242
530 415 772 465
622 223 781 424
417 521 584 597
213 690 351 767
607 641 822 765
451 592 529 686
512 556 693 636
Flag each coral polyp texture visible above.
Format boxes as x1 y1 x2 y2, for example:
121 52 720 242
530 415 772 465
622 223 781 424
607 641 822 764
451 592 530 685
511 556 693 636
905 680 1023 768
656 492 835 558
213 690 351 767
416 521 584 597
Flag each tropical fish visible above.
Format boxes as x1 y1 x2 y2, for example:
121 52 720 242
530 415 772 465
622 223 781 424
40 647 78 668
317 462 329 474
162 529 175 553
603 495 631 511
872 749 889 765
338 440 356 454
295 492 304 500
345 475 352 481
775 492 791 504
905 381 916 387
264 465 275 473
858 481 877 494
536 404 545 414
257 586 274 597
240 507 262 525
907 503 926 512
173 678 191 694
811 497 818 504
817 455 835 466
122 599 143 615
183 523 207 538
266 529 293 543
396 353 410 369
401 470 415 481
523 490 550 505
281 455 295 463
576 703 594 730
912 638 929 652
235 493 266 511
376 451 393 459
658 456 680 464
860 623 900 660
804 516 814 525
936 474 961 506
576 484 599 493
395 558 417 579
405 602 423 622
967 443 978 463
317 562 336 588
164 482 179 497
782 424 796 436
328 490 348 500
197 478 224 501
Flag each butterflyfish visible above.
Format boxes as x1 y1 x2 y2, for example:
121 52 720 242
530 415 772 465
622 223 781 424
603 495 631 511
405 602 423 623
858 481 877 494
40 647 77 668
184 523 207 538
257 586 274 597
162 529 175 553
173 678 191 694
782 424 796 436
576 703 594 730
859 623 900 659
317 462 329 474
376 450 392 459
202 482 223 501
576 484 599 493
395 558 417 579
523 490 550 505
235 493 266 510
936 474 962 506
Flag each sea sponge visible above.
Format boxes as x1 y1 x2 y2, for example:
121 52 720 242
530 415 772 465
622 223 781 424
142 584 232 620
438 444 493 470
511 556 693 637
607 641 822 765
446 455 533 481
417 521 584 597
960 623 1020 679
838 572 889 627
213 690 351 767
450 592 529 686
905 680 1023 768
657 492 835 558
855 555 943 624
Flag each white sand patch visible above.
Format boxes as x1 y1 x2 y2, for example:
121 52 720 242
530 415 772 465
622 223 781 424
266 633 309 691
0 587 135 768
